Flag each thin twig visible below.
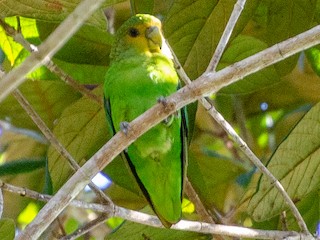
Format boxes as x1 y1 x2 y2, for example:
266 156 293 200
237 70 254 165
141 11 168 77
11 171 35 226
205 0 246 73
60 213 109 240
184 179 226 240
1 180 314 239
0 0 107 102
0 180 112 213
12 89 112 205
0 18 102 105
47 61 102 105
0 119 47 143
184 179 215 224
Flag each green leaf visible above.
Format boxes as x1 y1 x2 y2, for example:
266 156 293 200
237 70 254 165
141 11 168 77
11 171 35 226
107 219 210 240
315 0 320 23
239 67 320 116
253 0 317 76
248 101 320 221
0 17 60 79
0 131 47 219
13 47 58 81
0 219 15 240
131 0 154 14
262 0 317 46
164 0 259 79
105 182 145 210
36 20 113 65
0 81 81 130
219 35 280 94
285 189 320 232
53 58 107 84
0 158 46 176
47 86 143 202
251 190 320 233
48 87 108 191
188 139 246 210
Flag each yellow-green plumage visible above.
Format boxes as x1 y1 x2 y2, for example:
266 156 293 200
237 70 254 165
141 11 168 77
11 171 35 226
104 14 187 227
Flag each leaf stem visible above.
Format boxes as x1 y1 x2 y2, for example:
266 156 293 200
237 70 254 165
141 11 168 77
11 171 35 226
205 0 246 73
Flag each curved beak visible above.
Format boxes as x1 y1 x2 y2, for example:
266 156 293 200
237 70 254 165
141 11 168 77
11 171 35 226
146 26 162 51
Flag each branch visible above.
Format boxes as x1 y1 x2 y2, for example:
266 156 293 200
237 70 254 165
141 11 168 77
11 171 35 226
2 180 312 240
205 0 246 72
16 24 320 239
0 180 113 213
184 179 215 223
60 214 109 240
0 0 106 102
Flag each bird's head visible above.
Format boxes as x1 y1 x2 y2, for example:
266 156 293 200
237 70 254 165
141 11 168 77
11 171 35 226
110 14 168 60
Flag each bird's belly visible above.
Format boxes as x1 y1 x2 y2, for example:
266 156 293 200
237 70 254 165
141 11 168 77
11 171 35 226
134 124 174 160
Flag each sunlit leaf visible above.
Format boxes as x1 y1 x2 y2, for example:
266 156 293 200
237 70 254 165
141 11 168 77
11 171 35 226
17 202 39 227
0 17 38 65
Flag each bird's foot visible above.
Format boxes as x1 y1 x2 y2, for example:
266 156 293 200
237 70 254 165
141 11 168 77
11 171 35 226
120 121 130 135
157 96 177 126
157 96 178 126
163 115 174 126
157 96 168 106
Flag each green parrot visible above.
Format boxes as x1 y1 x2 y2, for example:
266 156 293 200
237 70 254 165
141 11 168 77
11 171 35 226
104 14 187 228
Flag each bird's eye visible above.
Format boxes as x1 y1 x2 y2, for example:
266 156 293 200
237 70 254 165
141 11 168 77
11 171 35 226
128 27 139 37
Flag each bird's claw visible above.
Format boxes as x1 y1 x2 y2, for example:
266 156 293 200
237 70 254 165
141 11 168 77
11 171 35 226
157 96 168 106
163 115 174 126
158 96 179 126
120 121 130 135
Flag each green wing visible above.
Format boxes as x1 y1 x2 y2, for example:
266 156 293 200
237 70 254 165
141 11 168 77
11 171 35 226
104 96 116 135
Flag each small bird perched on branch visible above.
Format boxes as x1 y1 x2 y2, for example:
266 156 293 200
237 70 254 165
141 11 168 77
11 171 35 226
104 14 188 228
